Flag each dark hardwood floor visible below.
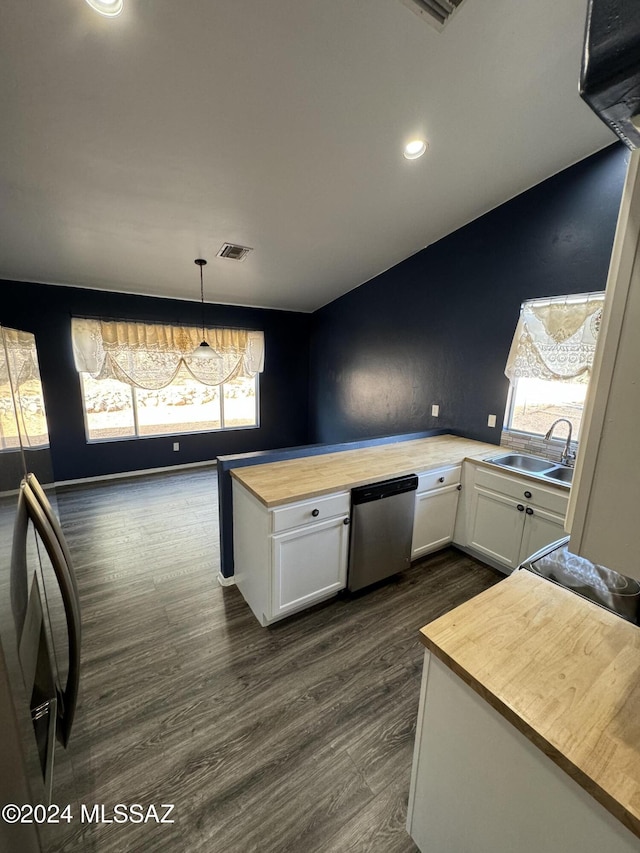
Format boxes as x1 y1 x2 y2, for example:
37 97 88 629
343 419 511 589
44 467 501 853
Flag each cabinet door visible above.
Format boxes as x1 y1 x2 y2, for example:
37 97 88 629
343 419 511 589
519 507 566 564
412 485 460 559
469 487 525 570
271 516 349 619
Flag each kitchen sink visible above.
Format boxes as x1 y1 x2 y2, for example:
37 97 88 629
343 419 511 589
487 453 553 473
541 465 574 484
485 453 573 487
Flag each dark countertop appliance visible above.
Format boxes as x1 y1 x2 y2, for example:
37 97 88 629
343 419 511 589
580 0 640 149
521 536 640 625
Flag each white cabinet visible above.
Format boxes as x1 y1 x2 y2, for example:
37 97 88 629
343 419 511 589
407 652 638 853
271 516 349 619
459 464 568 572
468 487 527 570
411 465 461 559
519 505 567 562
232 481 350 626
567 152 640 579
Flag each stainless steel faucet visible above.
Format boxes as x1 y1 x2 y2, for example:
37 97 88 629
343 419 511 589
544 418 576 467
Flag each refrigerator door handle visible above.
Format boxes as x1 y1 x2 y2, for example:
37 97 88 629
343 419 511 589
26 473 81 607
21 480 81 748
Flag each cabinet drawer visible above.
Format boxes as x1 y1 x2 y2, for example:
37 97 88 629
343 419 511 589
475 467 568 516
417 465 461 493
271 492 350 533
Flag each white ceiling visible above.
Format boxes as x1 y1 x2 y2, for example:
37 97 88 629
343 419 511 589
0 0 614 313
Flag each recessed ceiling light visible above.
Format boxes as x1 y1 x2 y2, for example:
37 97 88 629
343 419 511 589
85 0 124 17
403 139 427 160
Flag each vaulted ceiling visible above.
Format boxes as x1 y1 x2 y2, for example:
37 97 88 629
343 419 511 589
0 0 614 312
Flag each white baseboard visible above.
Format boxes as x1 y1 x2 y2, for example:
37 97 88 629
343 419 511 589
217 571 235 587
54 459 217 489
454 543 511 576
0 487 20 498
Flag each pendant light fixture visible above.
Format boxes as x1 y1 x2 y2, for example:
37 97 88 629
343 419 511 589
191 259 220 359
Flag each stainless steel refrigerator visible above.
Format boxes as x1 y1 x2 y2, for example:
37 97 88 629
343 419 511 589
0 325 81 853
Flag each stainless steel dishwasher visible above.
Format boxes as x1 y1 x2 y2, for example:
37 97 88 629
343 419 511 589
347 474 418 592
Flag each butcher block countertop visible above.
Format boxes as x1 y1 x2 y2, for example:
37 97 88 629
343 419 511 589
420 569 640 839
230 435 499 507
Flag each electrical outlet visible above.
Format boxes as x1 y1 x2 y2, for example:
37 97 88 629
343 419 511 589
431 404 439 417
487 414 497 428
173 442 180 451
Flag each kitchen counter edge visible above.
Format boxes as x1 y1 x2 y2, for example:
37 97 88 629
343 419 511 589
419 570 640 840
230 435 509 508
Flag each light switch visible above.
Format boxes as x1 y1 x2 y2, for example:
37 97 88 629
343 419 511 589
431 404 439 417
487 414 497 428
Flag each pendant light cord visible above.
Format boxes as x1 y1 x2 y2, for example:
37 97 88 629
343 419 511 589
195 258 208 342
200 263 205 340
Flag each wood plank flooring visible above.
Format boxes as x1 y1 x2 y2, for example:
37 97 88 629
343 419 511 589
43 467 501 853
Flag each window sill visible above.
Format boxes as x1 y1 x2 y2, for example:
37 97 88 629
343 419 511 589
85 423 260 445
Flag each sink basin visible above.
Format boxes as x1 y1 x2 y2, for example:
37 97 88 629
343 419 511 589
541 465 574 484
486 453 573 488
487 453 553 473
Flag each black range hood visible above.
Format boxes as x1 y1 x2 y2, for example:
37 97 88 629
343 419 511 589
580 0 640 149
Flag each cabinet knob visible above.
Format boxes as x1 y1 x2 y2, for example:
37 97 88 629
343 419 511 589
524 490 532 499
517 504 525 512
343 517 350 525
526 507 534 515
311 508 320 517
438 476 445 483
456 484 462 491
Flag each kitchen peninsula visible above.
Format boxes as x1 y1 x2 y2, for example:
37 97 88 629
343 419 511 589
230 435 498 507
230 435 499 625
407 569 640 852
228 433 576 625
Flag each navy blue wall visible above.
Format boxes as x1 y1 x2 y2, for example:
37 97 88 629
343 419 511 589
308 144 630 446
1 282 311 481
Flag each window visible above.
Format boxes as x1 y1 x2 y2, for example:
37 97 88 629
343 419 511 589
504 292 604 438
0 327 50 451
80 370 258 441
505 377 588 437
72 318 263 442
0 376 50 450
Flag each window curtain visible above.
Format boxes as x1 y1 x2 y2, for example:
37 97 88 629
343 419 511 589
0 327 42 388
0 327 49 449
504 292 605 383
71 318 265 390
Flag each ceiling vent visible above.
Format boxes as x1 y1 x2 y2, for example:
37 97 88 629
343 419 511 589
398 0 466 30
216 243 253 262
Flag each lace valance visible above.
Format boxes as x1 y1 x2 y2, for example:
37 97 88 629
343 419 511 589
71 318 265 390
505 293 605 383
0 327 42 387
